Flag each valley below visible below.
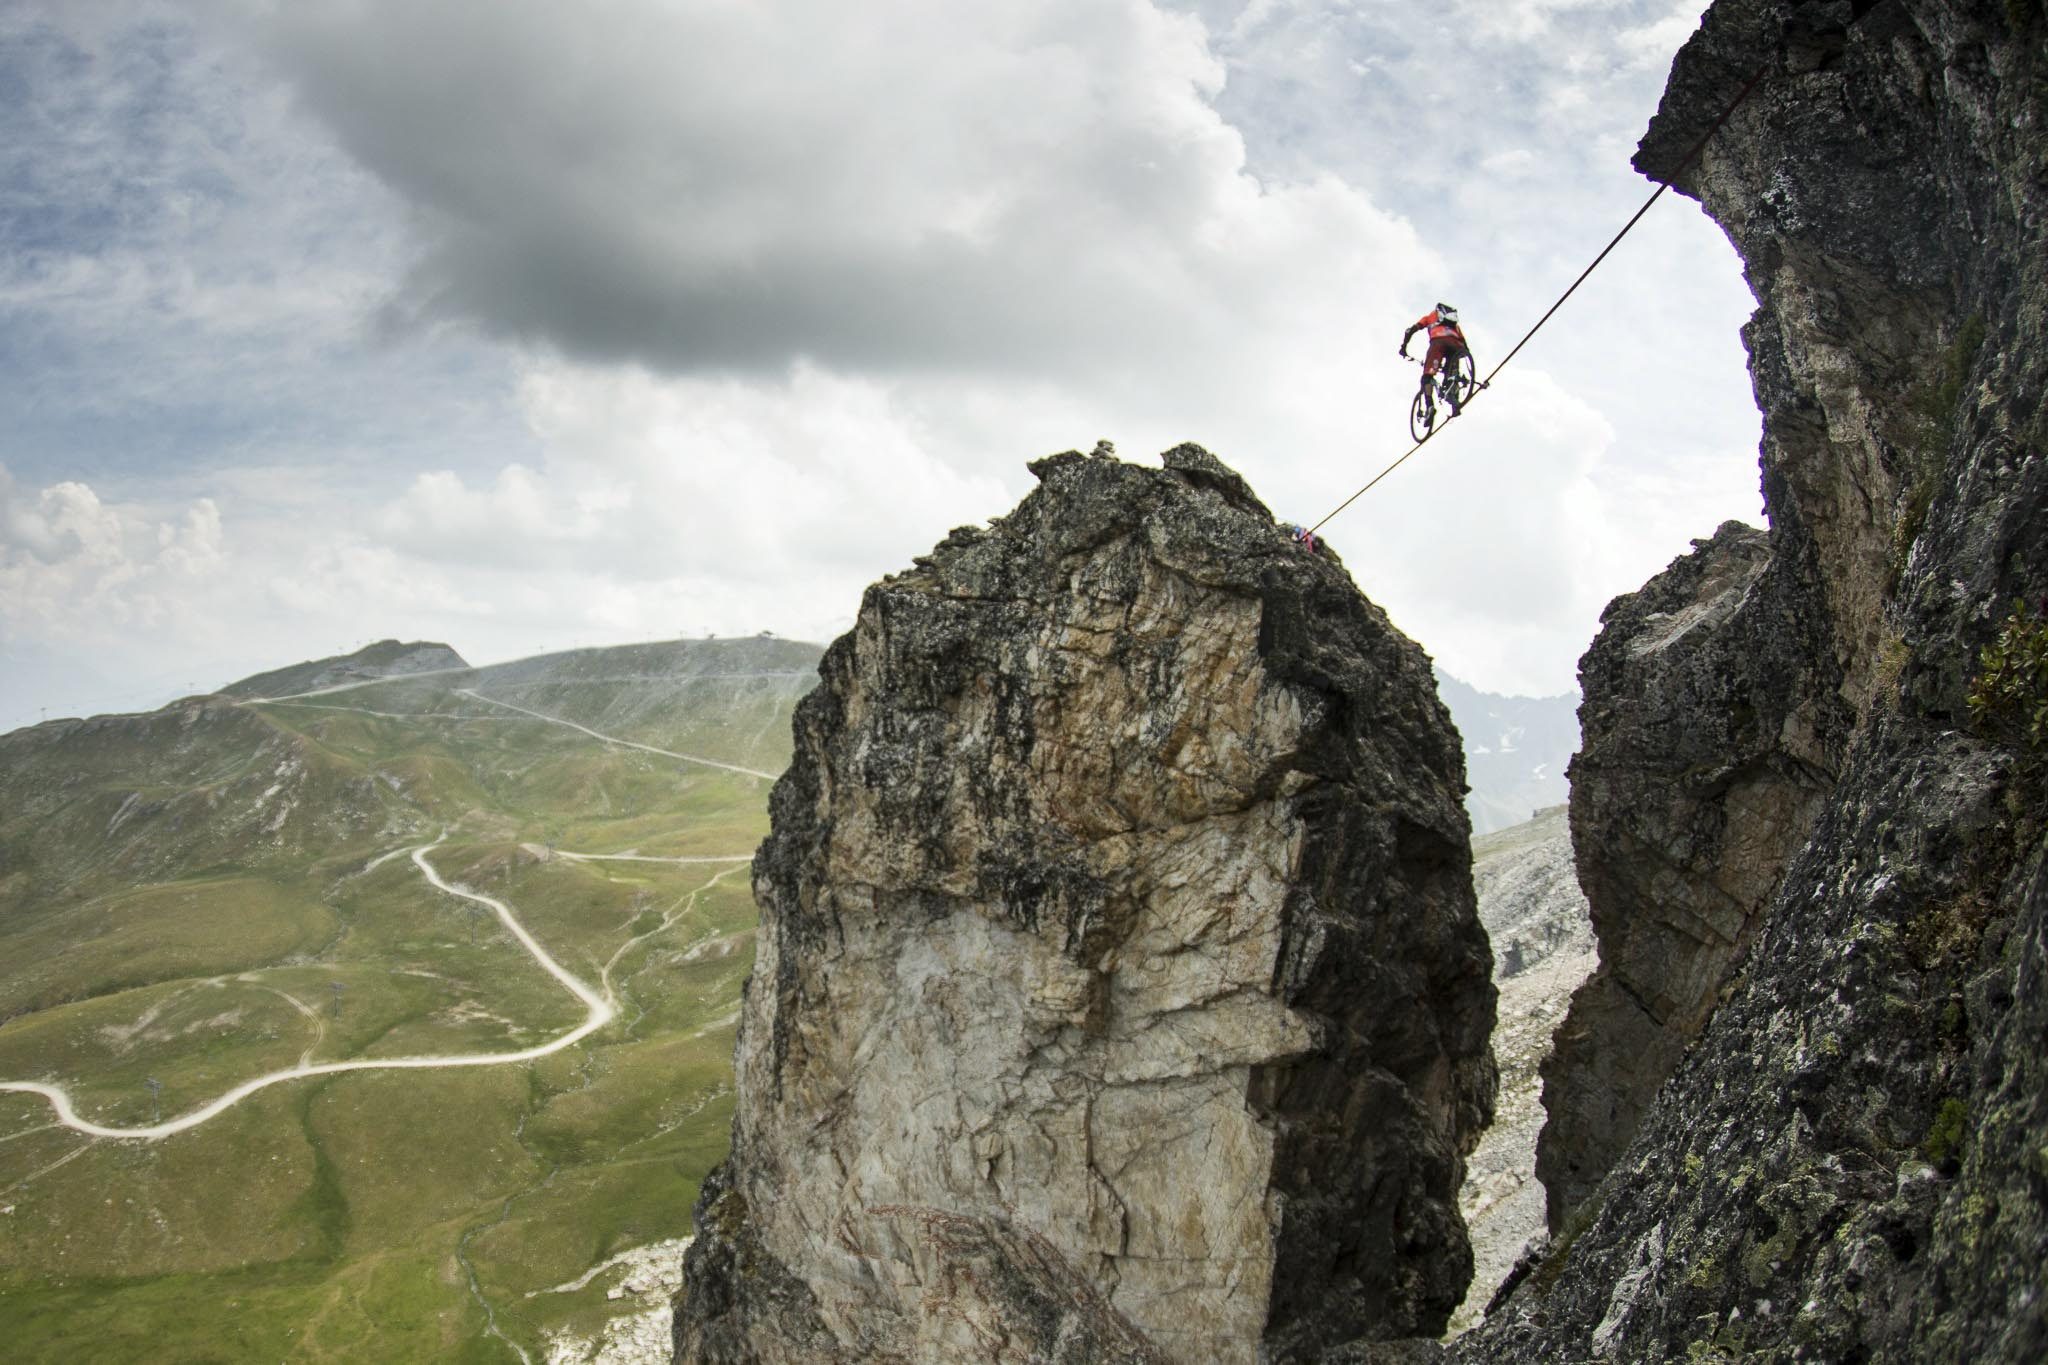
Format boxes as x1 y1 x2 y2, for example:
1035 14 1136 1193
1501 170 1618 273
0 638 815 1362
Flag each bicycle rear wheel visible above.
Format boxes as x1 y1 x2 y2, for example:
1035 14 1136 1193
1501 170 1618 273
1446 353 1477 410
1409 386 1435 442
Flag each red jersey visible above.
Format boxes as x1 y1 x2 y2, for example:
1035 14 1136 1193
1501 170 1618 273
1413 310 1466 345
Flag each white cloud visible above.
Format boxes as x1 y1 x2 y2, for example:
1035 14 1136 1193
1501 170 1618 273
1481 148 1543 178
0 7 402 384
376 465 624 567
1454 0 1641 43
1333 369 1619 661
389 359 1021 585
264 541 486 619
1618 2 1708 71
0 464 225 630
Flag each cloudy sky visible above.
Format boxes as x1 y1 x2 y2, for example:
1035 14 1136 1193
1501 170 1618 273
0 0 1761 733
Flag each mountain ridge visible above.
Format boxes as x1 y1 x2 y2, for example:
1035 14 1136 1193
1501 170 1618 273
1433 671 1580 836
216 638 471 700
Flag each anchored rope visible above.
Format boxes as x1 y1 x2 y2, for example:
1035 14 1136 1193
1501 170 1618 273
1304 60 1773 539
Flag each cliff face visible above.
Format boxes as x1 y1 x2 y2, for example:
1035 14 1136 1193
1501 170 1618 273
1537 520 1846 1231
674 445 1497 1363
1458 1 2048 1360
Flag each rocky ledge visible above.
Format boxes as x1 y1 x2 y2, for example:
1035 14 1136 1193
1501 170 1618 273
673 444 1496 1363
1538 519 1845 1233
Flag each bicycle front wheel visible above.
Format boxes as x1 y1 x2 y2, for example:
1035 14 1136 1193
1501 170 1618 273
1409 386 1436 442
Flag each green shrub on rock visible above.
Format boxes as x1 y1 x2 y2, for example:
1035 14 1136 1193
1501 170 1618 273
1967 599 2048 748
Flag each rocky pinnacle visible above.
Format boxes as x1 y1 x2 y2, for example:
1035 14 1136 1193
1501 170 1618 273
673 444 1497 1363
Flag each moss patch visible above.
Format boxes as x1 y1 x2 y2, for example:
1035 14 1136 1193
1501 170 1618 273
1922 1097 1969 1167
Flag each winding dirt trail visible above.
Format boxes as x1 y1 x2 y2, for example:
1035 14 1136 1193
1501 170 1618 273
4 674 777 1144
245 671 779 780
0 841 613 1142
453 688 779 781
552 851 751 866
241 979 326 1069
240 665 478 704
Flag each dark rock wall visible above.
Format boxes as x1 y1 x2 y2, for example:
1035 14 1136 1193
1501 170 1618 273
675 446 1496 1363
1537 521 1847 1231
1454 1 2048 1360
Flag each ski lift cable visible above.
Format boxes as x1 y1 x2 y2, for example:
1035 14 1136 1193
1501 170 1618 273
1303 60 1772 541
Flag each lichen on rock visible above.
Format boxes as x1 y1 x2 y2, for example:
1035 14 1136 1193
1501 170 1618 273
673 444 1496 1363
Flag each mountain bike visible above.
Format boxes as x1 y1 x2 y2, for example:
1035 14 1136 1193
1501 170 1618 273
1407 352 1479 442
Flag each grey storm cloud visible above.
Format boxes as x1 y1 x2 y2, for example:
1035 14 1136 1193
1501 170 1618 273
245 0 1413 378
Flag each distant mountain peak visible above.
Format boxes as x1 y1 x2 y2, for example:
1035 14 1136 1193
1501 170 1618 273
1433 669 1581 836
218 640 470 701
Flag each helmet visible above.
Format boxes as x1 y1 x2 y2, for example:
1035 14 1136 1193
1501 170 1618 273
1437 303 1458 323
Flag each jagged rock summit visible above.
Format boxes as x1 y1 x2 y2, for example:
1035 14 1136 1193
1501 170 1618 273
674 444 1497 1363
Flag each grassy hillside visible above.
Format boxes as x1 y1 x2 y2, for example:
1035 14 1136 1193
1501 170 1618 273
0 637 816 1362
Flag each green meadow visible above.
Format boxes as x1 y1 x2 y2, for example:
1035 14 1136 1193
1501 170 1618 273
0 640 809 1361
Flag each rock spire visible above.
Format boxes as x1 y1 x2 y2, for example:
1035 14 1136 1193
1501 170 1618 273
674 444 1497 1362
